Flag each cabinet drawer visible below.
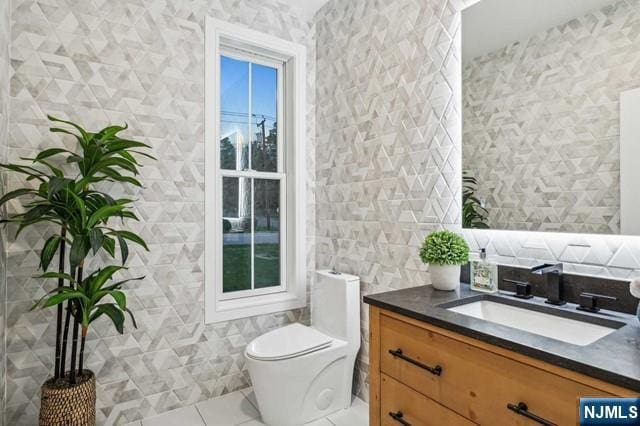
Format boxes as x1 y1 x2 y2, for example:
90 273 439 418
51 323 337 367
380 313 614 425
381 373 476 426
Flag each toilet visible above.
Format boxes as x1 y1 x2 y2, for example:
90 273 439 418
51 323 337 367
245 270 361 426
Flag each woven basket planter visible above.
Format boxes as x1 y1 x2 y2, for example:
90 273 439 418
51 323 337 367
40 370 96 426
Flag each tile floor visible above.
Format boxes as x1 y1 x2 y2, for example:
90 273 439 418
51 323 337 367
125 388 368 426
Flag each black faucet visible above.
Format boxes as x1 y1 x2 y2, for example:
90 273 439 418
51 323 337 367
530 263 565 306
503 278 533 299
577 292 617 313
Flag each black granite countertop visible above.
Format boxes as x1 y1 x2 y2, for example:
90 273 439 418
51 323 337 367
364 284 640 392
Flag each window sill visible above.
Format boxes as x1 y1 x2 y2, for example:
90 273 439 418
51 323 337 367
205 290 306 323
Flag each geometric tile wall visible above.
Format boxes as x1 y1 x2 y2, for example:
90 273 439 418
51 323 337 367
463 0 640 235
0 0 9 422
465 228 640 280
5 0 315 424
315 0 466 402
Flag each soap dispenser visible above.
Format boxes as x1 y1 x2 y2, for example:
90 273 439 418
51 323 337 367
470 248 498 293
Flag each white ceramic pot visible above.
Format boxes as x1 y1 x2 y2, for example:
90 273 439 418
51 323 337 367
429 264 461 291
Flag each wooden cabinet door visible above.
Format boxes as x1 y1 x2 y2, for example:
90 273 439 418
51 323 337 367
379 313 617 425
381 373 477 426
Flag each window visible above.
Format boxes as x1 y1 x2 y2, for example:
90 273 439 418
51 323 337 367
219 52 284 298
205 18 307 323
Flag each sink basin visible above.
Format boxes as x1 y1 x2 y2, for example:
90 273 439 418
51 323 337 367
446 299 621 346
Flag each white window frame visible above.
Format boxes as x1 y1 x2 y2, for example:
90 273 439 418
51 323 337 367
217 50 286 303
205 17 307 324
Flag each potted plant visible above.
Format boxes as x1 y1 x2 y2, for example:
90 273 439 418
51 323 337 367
419 230 470 291
462 171 489 229
0 116 154 425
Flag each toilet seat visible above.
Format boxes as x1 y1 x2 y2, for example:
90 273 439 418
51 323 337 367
245 323 333 361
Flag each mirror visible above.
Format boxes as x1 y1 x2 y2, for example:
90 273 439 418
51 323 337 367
462 0 640 235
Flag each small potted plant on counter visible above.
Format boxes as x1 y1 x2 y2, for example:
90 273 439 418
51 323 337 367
419 230 470 291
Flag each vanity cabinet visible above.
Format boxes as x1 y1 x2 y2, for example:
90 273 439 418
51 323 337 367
369 307 636 426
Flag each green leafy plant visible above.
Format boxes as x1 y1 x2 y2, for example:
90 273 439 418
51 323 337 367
0 115 154 386
463 171 489 229
33 266 144 374
419 230 470 265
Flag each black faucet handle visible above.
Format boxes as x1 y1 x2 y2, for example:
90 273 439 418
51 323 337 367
504 279 533 299
577 292 617 313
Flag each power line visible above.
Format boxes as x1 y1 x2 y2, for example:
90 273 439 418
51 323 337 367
221 110 276 121
221 120 252 125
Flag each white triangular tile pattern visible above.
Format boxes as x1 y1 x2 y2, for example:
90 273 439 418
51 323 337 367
463 0 640 235
464 229 640 280
0 0 9 419
315 0 473 402
5 0 317 424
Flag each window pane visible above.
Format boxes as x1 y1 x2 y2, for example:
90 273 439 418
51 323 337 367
223 177 252 293
220 56 250 171
254 179 280 288
251 64 278 172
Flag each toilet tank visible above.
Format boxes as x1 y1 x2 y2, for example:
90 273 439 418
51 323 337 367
312 270 360 347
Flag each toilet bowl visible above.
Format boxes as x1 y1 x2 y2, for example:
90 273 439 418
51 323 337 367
245 270 360 426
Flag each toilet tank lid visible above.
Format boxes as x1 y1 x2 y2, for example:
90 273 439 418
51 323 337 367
245 323 333 360
316 270 359 282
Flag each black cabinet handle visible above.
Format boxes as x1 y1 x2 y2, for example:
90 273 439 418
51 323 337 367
388 348 442 376
389 411 411 426
507 402 556 426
